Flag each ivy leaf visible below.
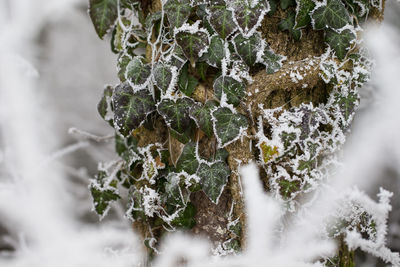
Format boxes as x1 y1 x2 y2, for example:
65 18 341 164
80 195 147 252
294 0 316 29
164 0 192 30
89 0 118 39
168 45 188 70
171 202 196 228
189 100 218 137
97 85 114 125
164 173 186 206
176 30 210 64
335 91 358 125
125 57 152 89
232 1 268 37
145 11 162 33
281 0 296 10
260 47 286 74
112 83 156 136
196 4 216 35
214 76 246 107
278 11 301 41
176 142 199 174
325 29 355 60
311 0 351 30
207 5 237 39
214 148 229 162
197 161 230 203
178 63 199 96
153 63 174 92
196 61 208 81
90 180 120 217
157 97 195 134
202 35 226 67
233 32 262 66
117 54 131 82
212 107 248 147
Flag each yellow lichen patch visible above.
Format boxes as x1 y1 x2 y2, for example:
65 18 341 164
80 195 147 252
260 142 279 163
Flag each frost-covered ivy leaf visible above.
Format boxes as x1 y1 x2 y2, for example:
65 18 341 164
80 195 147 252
178 64 199 96
207 5 237 39
233 32 262 66
169 45 187 70
164 173 185 206
196 4 216 35
164 0 192 30
176 30 210 64
189 100 218 137
311 0 351 30
214 148 229 162
171 202 196 228
212 107 249 147
261 47 286 74
90 182 120 216
125 57 152 89
97 85 114 125
281 0 296 10
197 161 230 203
203 35 226 67
325 29 355 60
294 0 316 29
214 76 246 107
196 61 208 81
117 54 130 82
232 1 268 37
278 11 301 41
89 0 118 39
154 63 173 92
157 97 195 134
145 11 162 33
335 91 358 124
176 142 199 174
112 83 156 136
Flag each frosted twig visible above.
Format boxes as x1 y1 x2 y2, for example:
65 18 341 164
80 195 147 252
68 127 114 142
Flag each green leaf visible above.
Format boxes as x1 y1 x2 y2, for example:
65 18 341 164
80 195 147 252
334 91 358 124
97 85 114 125
171 202 196 228
112 83 156 136
189 100 218 137
197 161 230 203
125 57 152 89
196 61 208 81
117 54 131 82
153 63 174 92
168 45 188 70
281 0 296 10
157 97 195 134
232 1 268 37
90 182 120 216
176 142 199 174
89 0 118 39
207 5 237 39
278 11 301 41
202 35 226 67
261 48 286 74
145 11 162 33
214 148 229 162
311 0 351 30
164 173 186 206
212 107 248 147
178 63 199 96
214 76 246 107
294 0 316 29
196 4 216 35
164 0 192 30
233 32 262 66
176 29 210 64
325 29 355 60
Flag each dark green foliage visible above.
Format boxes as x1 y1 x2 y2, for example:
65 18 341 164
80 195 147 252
125 57 151 87
89 0 118 39
97 85 113 125
203 35 226 67
176 142 199 174
112 83 156 136
213 76 246 106
295 0 316 29
171 202 196 228
164 0 192 30
325 29 356 60
176 30 210 64
197 161 230 203
279 11 301 41
312 0 351 30
281 0 296 10
189 100 218 137
178 63 199 96
154 63 174 92
233 33 262 66
207 5 237 39
232 0 268 36
157 97 195 134
212 107 249 147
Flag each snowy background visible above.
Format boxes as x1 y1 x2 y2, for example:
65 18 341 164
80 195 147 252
0 0 400 266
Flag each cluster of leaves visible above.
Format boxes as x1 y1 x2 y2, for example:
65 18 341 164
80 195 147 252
272 0 379 60
88 0 377 255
